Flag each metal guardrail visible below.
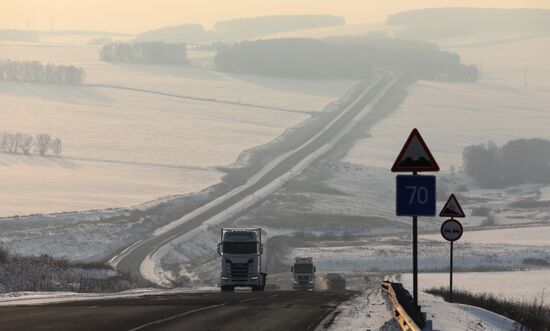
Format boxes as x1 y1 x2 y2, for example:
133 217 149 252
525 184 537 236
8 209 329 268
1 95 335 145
381 281 422 331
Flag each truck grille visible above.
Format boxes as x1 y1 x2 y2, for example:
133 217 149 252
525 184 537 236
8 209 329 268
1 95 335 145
230 262 250 281
297 275 310 285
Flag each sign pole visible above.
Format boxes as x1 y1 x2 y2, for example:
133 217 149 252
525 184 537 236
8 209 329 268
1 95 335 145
413 215 418 307
439 195 465 304
450 240 454 303
412 171 418 307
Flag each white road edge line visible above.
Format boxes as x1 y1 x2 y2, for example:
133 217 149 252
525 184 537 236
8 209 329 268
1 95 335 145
238 298 258 303
127 302 228 331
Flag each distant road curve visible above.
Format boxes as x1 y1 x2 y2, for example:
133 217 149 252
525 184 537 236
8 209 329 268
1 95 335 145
108 69 399 285
87 83 316 115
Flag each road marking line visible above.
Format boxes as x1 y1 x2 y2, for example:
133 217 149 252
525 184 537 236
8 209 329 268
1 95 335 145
269 294 279 298
238 298 257 303
127 302 228 331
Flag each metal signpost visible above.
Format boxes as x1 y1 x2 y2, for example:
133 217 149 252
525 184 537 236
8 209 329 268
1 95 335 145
392 128 439 307
439 194 466 303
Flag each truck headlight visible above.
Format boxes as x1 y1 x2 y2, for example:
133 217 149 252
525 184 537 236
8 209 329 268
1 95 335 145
292 280 298 284
251 276 258 280
221 276 229 280
308 280 314 284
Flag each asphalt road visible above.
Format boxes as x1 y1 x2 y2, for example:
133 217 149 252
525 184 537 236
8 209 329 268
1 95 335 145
0 290 353 331
111 70 396 282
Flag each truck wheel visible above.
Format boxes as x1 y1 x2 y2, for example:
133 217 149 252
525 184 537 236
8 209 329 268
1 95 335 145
221 286 234 292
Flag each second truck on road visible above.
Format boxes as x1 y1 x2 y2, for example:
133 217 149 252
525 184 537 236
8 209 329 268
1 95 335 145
291 256 316 290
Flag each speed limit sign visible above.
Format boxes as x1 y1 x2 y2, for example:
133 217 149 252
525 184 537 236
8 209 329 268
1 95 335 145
440 219 463 242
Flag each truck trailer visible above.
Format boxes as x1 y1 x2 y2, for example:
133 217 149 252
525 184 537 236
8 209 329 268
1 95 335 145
217 228 267 291
291 256 316 290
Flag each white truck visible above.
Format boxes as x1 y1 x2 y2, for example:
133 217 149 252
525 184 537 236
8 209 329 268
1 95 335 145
291 256 316 290
217 228 267 291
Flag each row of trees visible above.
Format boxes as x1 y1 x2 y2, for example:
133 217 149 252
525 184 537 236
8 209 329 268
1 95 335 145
99 42 188 65
0 60 85 85
463 139 550 188
214 38 478 81
0 132 62 157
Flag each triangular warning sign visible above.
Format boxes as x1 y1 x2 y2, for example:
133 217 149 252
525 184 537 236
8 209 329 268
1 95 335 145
391 128 440 172
439 194 465 218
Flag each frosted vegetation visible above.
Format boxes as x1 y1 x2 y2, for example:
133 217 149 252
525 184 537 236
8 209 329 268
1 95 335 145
215 37 478 81
0 60 85 85
100 42 187 65
463 138 550 188
0 132 62 157
0 247 139 293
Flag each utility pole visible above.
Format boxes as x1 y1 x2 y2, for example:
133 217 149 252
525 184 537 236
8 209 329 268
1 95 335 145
479 61 482 79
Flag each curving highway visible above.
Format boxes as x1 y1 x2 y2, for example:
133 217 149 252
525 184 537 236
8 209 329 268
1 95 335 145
109 69 399 285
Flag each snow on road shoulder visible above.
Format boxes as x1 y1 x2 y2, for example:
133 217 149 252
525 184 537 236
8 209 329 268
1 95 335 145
419 291 518 331
317 288 393 331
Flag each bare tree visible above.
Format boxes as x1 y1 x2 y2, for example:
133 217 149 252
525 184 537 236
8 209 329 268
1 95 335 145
49 138 62 157
0 132 8 152
19 134 34 154
34 133 51 155
1 132 16 153
13 132 24 153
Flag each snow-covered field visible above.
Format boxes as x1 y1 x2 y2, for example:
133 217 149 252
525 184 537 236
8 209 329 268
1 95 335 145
403 270 550 308
0 43 356 112
344 36 550 171
422 225 550 247
0 41 357 216
292 232 550 274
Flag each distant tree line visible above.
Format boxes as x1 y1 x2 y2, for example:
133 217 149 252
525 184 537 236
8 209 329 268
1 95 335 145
214 38 478 81
387 8 550 40
99 42 188 65
0 131 62 157
0 60 85 85
463 139 550 188
136 15 345 43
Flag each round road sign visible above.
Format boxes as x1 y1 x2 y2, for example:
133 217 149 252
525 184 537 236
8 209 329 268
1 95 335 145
440 219 463 242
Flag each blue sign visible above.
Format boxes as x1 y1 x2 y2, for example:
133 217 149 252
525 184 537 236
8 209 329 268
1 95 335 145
396 175 436 216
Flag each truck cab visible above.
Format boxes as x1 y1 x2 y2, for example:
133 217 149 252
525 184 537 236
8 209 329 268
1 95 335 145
217 228 266 291
291 257 316 290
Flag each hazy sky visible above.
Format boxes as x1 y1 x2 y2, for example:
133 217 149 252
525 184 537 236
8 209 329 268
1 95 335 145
1 0 549 33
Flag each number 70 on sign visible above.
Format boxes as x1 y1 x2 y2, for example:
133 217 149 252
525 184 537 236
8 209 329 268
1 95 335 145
396 175 436 217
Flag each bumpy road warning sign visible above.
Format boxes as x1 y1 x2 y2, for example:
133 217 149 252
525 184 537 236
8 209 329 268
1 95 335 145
391 128 440 172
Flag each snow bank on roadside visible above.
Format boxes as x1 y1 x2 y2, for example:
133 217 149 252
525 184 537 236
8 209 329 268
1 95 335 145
0 287 217 306
318 288 393 331
420 292 518 330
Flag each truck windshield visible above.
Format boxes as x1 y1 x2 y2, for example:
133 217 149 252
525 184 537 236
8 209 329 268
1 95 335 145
294 264 313 273
223 242 257 254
